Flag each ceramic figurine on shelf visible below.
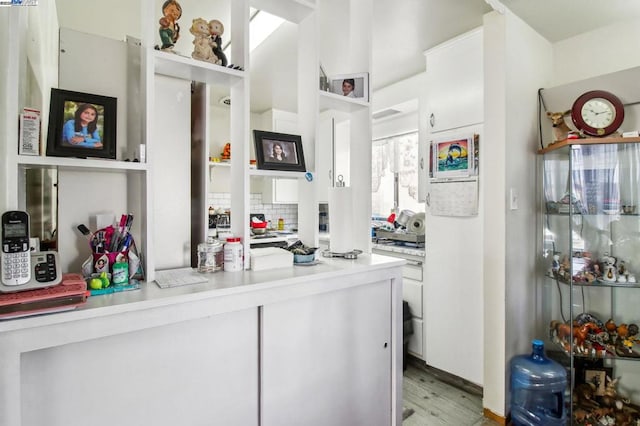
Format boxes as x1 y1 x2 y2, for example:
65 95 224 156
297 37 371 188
190 18 219 64
221 143 231 161
155 0 182 53
601 254 617 282
208 19 228 66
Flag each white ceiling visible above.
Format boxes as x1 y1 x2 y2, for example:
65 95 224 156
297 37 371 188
57 0 640 114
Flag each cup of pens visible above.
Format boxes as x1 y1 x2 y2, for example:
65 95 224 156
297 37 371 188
89 214 137 286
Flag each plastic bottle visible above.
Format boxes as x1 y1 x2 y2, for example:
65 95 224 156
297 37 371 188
510 339 567 426
223 237 243 272
277 217 284 231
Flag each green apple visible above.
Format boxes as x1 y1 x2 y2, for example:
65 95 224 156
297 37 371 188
100 272 110 288
89 278 103 290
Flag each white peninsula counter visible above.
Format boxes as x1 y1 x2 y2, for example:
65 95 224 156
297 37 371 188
0 254 404 426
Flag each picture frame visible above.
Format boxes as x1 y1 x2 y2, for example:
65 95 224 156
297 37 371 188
46 88 117 160
329 72 369 101
583 367 613 396
253 130 306 172
432 134 475 179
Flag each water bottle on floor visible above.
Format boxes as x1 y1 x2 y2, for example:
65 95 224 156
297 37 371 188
510 339 567 426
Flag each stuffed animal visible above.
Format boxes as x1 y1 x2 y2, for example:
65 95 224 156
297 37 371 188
547 110 575 143
208 19 227 66
190 18 219 64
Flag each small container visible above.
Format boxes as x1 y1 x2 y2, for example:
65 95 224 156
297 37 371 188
112 261 129 286
224 237 243 272
197 237 224 273
277 218 284 231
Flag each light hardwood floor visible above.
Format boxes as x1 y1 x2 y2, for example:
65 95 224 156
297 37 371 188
403 358 502 425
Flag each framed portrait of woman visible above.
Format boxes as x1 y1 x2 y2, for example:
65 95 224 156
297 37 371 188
253 130 306 172
46 88 117 160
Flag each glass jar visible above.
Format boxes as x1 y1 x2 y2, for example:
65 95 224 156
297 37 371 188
197 237 223 273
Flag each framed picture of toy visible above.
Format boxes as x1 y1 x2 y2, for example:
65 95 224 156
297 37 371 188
584 367 613 396
46 88 117 160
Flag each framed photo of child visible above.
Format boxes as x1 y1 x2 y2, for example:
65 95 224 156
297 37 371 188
46 88 117 160
253 130 306 172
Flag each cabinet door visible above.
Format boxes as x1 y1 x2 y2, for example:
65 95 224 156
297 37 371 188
316 113 335 203
261 281 392 426
425 28 483 133
262 178 299 204
21 308 259 426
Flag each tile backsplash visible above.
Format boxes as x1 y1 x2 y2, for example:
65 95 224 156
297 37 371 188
208 192 298 230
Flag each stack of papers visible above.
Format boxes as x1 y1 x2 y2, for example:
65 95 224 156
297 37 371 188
250 247 293 271
155 268 208 288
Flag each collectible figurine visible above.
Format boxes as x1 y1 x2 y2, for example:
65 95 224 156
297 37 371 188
208 19 228 66
221 143 231 161
156 0 182 52
190 18 219 64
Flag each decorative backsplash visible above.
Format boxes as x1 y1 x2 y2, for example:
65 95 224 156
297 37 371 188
208 192 298 230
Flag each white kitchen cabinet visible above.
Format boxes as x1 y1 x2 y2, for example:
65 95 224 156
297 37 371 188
372 246 425 359
21 308 260 426
261 177 299 204
261 279 393 426
424 28 483 133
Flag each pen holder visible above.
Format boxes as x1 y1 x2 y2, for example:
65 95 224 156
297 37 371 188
87 227 142 280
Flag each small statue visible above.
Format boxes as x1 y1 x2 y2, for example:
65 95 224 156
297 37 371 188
221 143 231 161
208 19 228 66
156 0 182 53
190 18 219 64
551 253 560 274
546 110 577 144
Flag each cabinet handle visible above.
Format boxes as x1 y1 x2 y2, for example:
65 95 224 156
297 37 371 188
383 342 388 348
429 113 435 128
426 193 430 207
329 169 332 182
420 157 424 170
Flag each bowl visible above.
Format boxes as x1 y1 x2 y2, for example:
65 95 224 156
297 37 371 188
252 227 267 235
251 221 267 229
294 253 316 264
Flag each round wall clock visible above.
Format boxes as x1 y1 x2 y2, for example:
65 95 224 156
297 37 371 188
571 90 625 137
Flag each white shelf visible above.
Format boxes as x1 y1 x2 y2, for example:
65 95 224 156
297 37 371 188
249 169 306 179
319 91 370 112
250 0 316 23
153 50 245 86
209 161 231 168
17 155 147 172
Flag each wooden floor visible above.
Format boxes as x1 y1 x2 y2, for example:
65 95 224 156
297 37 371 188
403 357 502 425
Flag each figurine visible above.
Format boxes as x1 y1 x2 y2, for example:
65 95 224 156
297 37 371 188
546 110 576 144
551 253 560 274
190 18 219 64
601 254 617 282
156 0 182 52
208 19 228 66
221 143 231 161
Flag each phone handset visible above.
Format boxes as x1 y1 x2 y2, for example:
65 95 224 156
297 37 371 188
1 211 32 286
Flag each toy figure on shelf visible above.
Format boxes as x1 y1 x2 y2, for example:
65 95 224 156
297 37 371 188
221 143 231 161
155 0 182 53
208 19 228 66
601 254 617 282
190 18 219 64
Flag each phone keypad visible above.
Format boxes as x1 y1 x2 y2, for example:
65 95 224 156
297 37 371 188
2 251 31 285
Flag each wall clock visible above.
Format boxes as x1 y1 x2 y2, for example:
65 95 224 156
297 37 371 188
571 90 625 137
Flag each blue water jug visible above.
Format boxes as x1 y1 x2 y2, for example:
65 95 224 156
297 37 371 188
510 339 567 426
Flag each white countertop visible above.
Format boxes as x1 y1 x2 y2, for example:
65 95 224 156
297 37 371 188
0 254 404 333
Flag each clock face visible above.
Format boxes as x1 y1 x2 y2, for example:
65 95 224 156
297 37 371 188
580 98 616 129
571 90 625 137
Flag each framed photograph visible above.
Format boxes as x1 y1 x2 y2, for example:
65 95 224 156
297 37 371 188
584 367 613 396
253 130 306 172
329 72 369 101
432 134 474 179
46 88 117 159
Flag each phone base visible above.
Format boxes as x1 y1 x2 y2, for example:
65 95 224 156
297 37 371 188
0 252 62 293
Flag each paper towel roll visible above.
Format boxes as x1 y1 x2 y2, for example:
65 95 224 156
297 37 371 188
408 212 426 235
328 186 353 253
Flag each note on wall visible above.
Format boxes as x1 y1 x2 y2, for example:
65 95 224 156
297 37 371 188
429 179 478 217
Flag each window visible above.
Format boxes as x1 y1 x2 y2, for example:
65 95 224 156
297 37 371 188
372 131 423 216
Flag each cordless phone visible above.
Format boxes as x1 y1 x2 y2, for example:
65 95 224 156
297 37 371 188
1 211 32 286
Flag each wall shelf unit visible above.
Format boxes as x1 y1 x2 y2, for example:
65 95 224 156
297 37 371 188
319 91 369 112
17 155 148 172
152 50 246 85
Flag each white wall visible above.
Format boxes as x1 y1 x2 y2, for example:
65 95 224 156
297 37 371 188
552 19 640 87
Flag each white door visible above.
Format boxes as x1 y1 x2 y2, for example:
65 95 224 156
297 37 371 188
261 281 392 426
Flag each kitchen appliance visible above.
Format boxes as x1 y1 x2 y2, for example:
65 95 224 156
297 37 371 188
249 213 295 249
